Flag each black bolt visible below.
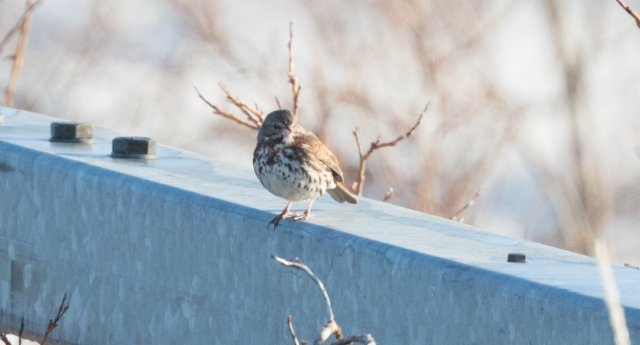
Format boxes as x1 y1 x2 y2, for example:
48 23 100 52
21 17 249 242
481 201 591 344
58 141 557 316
50 122 94 143
507 253 526 263
111 137 156 159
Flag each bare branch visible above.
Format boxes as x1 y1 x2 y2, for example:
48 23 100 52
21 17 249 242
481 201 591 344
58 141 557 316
332 334 377 345
219 83 265 127
288 21 301 117
315 320 341 345
352 103 429 196
352 128 364 157
274 256 341 344
273 256 335 322
367 104 428 150
0 1 41 56
450 187 482 222
254 101 260 111
614 0 640 28
194 20 298 131
193 83 261 130
351 126 367 195
595 240 631 345
4 0 41 107
382 188 394 202
287 315 302 345
275 97 283 110
18 318 23 345
0 333 11 345
40 293 70 345
274 256 375 345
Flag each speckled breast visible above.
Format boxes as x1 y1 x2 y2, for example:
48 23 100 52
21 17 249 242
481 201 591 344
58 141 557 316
253 142 335 202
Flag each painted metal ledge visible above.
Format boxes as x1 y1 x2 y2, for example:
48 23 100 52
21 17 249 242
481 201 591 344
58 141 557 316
0 107 638 344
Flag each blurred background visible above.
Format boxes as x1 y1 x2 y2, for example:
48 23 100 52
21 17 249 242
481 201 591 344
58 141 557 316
1 0 639 263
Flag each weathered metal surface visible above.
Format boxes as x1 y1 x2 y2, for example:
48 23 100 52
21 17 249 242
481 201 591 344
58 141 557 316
0 107 639 344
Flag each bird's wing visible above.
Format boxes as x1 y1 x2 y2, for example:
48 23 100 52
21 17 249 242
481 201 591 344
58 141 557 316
301 131 344 182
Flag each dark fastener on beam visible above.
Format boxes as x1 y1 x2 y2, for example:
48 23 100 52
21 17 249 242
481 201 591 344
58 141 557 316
111 137 157 159
50 122 94 144
507 253 526 263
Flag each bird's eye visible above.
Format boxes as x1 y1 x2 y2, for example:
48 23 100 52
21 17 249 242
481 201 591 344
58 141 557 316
271 123 278 129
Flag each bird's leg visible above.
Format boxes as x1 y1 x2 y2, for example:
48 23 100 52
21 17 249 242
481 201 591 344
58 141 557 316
303 199 314 218
269 201 293 229
291 199 314 221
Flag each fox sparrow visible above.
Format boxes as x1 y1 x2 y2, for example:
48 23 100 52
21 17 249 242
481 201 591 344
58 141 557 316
253 109 357 227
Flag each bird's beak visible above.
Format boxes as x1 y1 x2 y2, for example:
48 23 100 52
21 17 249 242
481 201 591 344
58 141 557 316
282 126 292 136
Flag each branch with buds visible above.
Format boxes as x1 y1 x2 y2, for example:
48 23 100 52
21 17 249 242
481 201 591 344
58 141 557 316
273 256 376 345
450 187 482 223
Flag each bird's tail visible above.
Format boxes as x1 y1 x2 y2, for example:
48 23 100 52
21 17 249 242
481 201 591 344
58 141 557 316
327 182 358 204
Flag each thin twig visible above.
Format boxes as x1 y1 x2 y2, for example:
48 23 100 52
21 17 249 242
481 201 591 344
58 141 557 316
253 99 264 115
219 83 264 127
287 315 302 345
614 0 640 28
0 1 41 56
332 334 377 345
273 256 335 322
352 103 429 196
193 83 261 130
40 294 70 345
316 320 341 345
274 256 375 345
273 256 342 344
18 318 23 345
288 21 301 117
595 240 631 345
4 0 40 106
196 20 297 129
450 187 482 222
0 333 11 345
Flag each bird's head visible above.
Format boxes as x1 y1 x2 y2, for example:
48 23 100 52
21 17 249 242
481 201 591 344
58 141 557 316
257 109 297 143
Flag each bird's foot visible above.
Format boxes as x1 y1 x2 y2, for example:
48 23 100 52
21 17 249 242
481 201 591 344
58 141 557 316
289 212 313 221
268 213 286 229
268 211 312 229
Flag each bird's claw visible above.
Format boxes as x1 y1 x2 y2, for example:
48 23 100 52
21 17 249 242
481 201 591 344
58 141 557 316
268 213 285 229
267 212 313 229
290 212 313 221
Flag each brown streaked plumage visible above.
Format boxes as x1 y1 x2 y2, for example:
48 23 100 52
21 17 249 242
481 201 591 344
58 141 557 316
253 109 357 228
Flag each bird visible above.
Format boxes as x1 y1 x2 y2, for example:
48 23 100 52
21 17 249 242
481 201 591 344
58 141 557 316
253 109 357 228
